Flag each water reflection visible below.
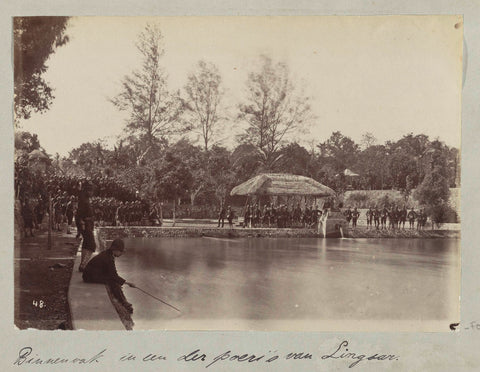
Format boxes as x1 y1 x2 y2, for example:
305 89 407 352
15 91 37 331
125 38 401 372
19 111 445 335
115 237 459 328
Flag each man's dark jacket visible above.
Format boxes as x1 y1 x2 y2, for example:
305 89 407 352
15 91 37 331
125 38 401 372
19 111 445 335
82 249 125 285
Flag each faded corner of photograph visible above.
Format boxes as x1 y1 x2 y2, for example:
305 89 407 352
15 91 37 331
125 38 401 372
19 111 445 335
13 15 461 332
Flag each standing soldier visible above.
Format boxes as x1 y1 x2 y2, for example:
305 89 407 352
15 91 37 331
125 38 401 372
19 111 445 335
352 207 360 228
373 206 380 229
77 182 96 272
394 206 401 229
53 196 64 231
285 204 291 227
407 207 416 229
115 201 123 227
33 199 44 229
262 204 269 227
388 206 395 229
218 203 226 228
125 201 133 226
270 204 277 227
293 203 302 227
344 206 352 227
315 206 323 231
135 200 143 224
281 205 286 228
312 205 321 229
94 198 104 227
74 197 82 239
380 206 388 230
366 207 374 229
227 206 235 228
421 209 428 230
399 206 407 229
252 203 261 228
417 209 424 230
149 203 160 226
302 206 311 228
65 196 75 234
243 204 251 228
60 192 69 230
22 199 35 237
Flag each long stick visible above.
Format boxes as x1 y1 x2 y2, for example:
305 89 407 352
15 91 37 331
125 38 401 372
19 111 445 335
133 286 181 313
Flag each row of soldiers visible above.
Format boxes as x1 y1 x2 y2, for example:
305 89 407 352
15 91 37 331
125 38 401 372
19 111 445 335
21 191 76 237
343 206 428 230
82 198 153 227
93 199 150 226
239 203 324 229
33 192 154 236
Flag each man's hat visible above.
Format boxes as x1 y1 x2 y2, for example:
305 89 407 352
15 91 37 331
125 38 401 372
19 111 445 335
110 238 125 252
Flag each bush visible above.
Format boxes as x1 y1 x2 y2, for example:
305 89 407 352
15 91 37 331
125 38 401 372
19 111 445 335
343 191 369 207
343 190 409 209
427 203 458 227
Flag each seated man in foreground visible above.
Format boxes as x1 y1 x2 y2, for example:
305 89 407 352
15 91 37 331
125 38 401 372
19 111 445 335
82 238 135 313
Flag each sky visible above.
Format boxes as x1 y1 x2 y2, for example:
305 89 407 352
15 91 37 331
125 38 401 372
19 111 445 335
17 16 463 157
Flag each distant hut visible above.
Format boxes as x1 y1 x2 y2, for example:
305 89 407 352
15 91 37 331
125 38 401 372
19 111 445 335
230 173 335 208
343 168 360 190
343 168 359 177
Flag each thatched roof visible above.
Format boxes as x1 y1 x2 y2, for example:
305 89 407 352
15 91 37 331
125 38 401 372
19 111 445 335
230 173 335 197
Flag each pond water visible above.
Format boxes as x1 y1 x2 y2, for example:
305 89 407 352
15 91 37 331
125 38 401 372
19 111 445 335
115 237 460 331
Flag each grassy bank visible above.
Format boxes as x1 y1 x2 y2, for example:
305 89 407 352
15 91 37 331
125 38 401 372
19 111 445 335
14 230 78 330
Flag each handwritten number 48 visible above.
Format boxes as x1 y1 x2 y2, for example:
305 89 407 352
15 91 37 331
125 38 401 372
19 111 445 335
32 300 46 308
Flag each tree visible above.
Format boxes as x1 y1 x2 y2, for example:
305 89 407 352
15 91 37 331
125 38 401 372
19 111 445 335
318 131 360 172
183 61 225 152
14 17 70 122
414 141 452 227
360 132 377 150
67 142 110 177
207 145 236 205
230 143 262 182
14 131 49 202
169 139 206 206
275 142 314 176
15 131 41 153
238 56 313 170
388 147 419 190
354 145 389 189
151 150 193 225
110 24 184 152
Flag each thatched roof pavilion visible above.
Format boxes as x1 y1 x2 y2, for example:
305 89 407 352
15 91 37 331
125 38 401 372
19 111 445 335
230 173 335 197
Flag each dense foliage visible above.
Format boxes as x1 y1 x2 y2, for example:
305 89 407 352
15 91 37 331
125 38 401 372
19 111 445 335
14 17 70 121
52 131 459 211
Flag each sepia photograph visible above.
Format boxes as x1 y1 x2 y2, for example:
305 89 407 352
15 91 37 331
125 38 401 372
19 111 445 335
13 16 462 332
